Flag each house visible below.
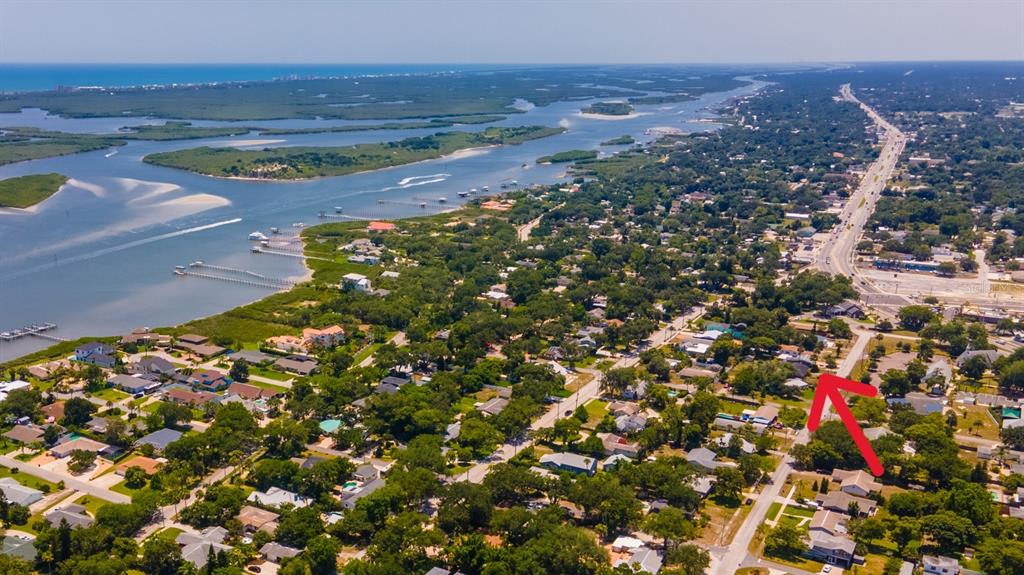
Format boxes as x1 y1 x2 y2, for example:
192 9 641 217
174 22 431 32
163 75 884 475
832 469 882 497
1 535 36 562
614 547 663 575
808 533 857 568
340 477 387 509
41 401 66 423
354 464 380 483
623 380 649 400
110 373 161 394
261 542 302 562
477 397 509 417
274 355 319 376
177 527 232 569
615 413 648 434
750 404 779 426
86 417 109 434
600 433 642 458
816 491 877 516
50 437 118 459
425 568 466 575
237 505 279 534
3 424 44 445
227 382 279 401
228 350 274 365
74 342 116 368
188 369 230 391
367 221 396 232
539 452 597 476
887 392 944 416
375 381 402 395
136 428 183 453
714 433 756 455
686 447 736 472
115 455 163 476
302 325 345 348
132 356 177 376
809 509 848 537
265 335 308 354
174 334 225 359
247 487 311 509
690 475 716 498
0 477 43 506
0 379 30 403
44 504 93 528
714 415 767 435
922 555 960 575
120 329 171 347
955 349 1001 368
165 387 219 406
825 301 865 319
342 273 372 292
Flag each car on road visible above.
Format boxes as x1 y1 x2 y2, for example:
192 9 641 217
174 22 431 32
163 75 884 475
822 566 832 573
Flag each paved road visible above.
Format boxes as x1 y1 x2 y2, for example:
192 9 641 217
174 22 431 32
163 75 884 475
711 321 869 575
459 307 703 484
0 454 130 504
815 84 909 319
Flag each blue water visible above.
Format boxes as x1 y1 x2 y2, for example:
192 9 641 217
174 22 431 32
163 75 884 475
0 64 493 93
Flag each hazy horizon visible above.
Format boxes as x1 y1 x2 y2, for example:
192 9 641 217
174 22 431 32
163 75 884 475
1 0 1021 65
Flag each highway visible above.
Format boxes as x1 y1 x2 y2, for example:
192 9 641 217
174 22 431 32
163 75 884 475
816 84 910 317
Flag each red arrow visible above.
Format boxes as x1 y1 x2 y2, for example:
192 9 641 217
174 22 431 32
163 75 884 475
807 373 884 477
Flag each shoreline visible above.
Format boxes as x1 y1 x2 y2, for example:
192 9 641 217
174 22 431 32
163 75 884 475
0 177 71 215
578 111 649 121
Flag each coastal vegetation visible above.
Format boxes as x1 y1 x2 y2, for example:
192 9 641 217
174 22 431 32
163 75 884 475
627 93 697 105
600 135 635 146
114 121 253 140
536 149 598 164
143 125 566 179
0 69 749 121
0 173 68 208
255 115 504 136
0 133 124 166
581 101 633 116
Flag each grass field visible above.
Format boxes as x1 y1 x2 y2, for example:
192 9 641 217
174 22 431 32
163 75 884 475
91 387 130 403
0 465 58 492
0 173 68 208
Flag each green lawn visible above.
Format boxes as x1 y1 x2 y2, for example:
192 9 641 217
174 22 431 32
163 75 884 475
90 388 130 403
0 465 58 492
248 366 292 382
582 399 609 429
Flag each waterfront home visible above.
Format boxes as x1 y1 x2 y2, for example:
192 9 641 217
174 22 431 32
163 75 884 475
367 221 396 232
302 325 345 348
0 477 43 506
174 334 225 358
132 356 177 376
74 342 116 368
341 273 372 292
136 428 183 453
110 373 162 394
120 329 171 347
188 369 230 391
538 452 597 476
274 355 319 376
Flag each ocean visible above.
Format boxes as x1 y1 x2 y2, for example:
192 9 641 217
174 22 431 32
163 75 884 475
0 63 492 93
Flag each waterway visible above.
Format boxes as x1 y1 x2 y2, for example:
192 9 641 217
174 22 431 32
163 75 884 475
0 78 765 361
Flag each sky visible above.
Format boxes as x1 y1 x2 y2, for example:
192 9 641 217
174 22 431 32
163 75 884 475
1 0 1022 64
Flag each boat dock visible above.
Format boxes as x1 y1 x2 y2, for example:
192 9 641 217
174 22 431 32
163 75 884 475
0 323 66 342
174 261 295 290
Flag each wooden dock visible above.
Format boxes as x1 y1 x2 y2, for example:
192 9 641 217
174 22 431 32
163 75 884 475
174 261 296 290
0 323 66 342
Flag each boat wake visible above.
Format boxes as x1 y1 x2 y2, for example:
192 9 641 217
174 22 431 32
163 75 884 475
396 173 451 187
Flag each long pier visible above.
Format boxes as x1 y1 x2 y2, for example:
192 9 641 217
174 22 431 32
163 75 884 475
175 261 296 289
0 323 66 342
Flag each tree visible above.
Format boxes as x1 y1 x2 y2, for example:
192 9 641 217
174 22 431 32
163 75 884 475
436 482 492 535
263 417 311 458
880 369 912 397
67 449 97 474
977 538 1024 575
276 506 324 548
570 473 642 535
961 355 989 380
305 534 342 575
123 466 148 489
155 401 192 429
62 397 96 427
764 523 806 558
642 506 694 551
713 467 745 502
920 511 975 554
1001 361 1024 393
666 544 711 575
229 358 250 382
898 305 936 331
140 537 183 575
828 318 852 339
456 418 502 458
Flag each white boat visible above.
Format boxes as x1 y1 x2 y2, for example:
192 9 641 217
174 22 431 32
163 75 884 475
270 227 280 234
248 231 269 241
438 197 447 203
292 222 305 228
482 185 489 192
